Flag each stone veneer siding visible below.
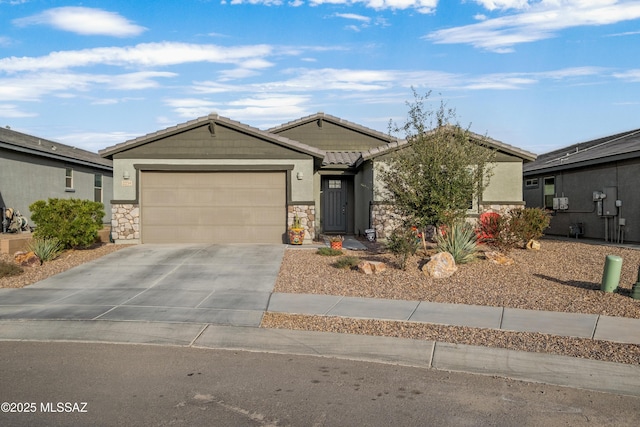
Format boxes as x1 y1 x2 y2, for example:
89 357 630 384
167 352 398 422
288 204 316 243
371 204 403 241
371 203 524 240
111 204 140 242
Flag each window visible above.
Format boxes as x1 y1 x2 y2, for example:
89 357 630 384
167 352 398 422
328 179 342 189
94 174 103 203
525 178 539 188
65 168 73 190
543 177 555 209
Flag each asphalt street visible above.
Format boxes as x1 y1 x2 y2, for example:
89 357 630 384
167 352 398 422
1 341 639 427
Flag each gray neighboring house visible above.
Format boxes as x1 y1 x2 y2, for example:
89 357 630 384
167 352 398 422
0 127 113 227
523 128 640 243
101 113 535 245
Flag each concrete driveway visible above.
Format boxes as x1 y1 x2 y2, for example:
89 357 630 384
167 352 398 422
0 244 285 326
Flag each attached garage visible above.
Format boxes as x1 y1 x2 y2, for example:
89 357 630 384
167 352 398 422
140 171 286 244
100 114 324 245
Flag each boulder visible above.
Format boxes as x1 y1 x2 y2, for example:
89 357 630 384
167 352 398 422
14 251 40 267
422 252 457 279
357 260 387 275
485 251 515 266
526 239 541 250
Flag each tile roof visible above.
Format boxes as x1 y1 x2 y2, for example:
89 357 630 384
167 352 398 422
524 128 640 175
0 126 112 170
322 151 363 166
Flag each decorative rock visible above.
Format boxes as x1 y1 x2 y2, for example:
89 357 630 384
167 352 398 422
526 239 541 250
422 252 457 279
357 260 387 275
14 251 40 267
485 251 515 266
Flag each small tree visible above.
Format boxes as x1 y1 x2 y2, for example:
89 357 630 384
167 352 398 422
379 90 497 251
30 198 105 249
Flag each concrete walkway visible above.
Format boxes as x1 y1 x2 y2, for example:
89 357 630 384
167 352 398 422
267 292 640 345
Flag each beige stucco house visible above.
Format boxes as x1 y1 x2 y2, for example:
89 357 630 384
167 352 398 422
100 113 536 245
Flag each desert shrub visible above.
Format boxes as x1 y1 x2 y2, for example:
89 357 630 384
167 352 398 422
386 227 420 270
317 247 343 256
29 198 104 249
435 221 478 264
476 212 519 253
333 256 360 269
26 238 63 264
509 207 551 243
0 261 23 278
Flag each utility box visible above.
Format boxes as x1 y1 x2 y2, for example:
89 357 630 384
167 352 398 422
602 186 618 216
552 197 569 210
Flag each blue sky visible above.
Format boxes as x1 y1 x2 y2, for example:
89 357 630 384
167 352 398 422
1 0 639 155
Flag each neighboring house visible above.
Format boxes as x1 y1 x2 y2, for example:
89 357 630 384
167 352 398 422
100 113 536 244
523 128 640 244
0 127 113 228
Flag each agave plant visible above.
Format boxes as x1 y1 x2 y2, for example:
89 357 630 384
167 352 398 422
435 221 478 264
26 237 63 264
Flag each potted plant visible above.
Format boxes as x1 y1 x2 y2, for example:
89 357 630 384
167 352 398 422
288 215 305 245
328 235 343 250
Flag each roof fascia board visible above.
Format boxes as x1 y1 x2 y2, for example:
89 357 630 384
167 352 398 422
1 141 113 171
101 114 326 160
523 151 640 176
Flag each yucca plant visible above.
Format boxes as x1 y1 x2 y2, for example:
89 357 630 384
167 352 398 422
26 237 63 264
435 221 478 264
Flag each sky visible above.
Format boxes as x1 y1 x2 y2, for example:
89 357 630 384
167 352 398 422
1 0 639 156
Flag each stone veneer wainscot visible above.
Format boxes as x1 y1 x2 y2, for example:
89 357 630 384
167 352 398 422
111 204 139 242
288 204 316 243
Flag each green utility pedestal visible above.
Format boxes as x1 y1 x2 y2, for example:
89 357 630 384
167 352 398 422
601 255 622 293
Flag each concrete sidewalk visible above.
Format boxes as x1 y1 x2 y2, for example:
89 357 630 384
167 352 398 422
267 292 640 345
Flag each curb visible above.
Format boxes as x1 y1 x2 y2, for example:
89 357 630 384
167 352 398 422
1 319 639 397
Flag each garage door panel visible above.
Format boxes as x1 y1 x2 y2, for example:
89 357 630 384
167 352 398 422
141 171 286 244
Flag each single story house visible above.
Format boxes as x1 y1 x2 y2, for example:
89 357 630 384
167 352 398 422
523 128 640 243
100 113 536 244
0 126 113 229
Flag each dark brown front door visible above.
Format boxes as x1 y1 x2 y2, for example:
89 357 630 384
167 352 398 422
322 178 347 233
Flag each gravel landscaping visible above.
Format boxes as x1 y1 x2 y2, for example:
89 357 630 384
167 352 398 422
262 238 640 365
0 243 126 289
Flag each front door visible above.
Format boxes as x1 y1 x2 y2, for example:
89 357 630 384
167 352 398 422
322 178 347 233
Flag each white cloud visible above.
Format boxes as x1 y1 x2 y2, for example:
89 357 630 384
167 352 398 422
427 0 640 52
613 69 640 82
473 0 530 11
0 42 274 72
56 131 141 153
13 7 147 37
164 98 219 118
229 0 438 13
0 71 175 102
335 13 371 23
0 104 37 118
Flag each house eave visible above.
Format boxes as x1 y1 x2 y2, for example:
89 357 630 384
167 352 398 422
1 141 113 172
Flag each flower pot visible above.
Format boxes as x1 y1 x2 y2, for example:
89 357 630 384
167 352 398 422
288 228 305 245
330 241 342 250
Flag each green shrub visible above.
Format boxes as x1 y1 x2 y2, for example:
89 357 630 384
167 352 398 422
509 208 551 243
0 261 23 278
333 256 360 269
317 247 343 256
386 227 419 270
26 238 63 264
435 221 478 264
29 198 104 249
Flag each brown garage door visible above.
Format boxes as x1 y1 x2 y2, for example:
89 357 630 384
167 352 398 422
141 171 286 244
